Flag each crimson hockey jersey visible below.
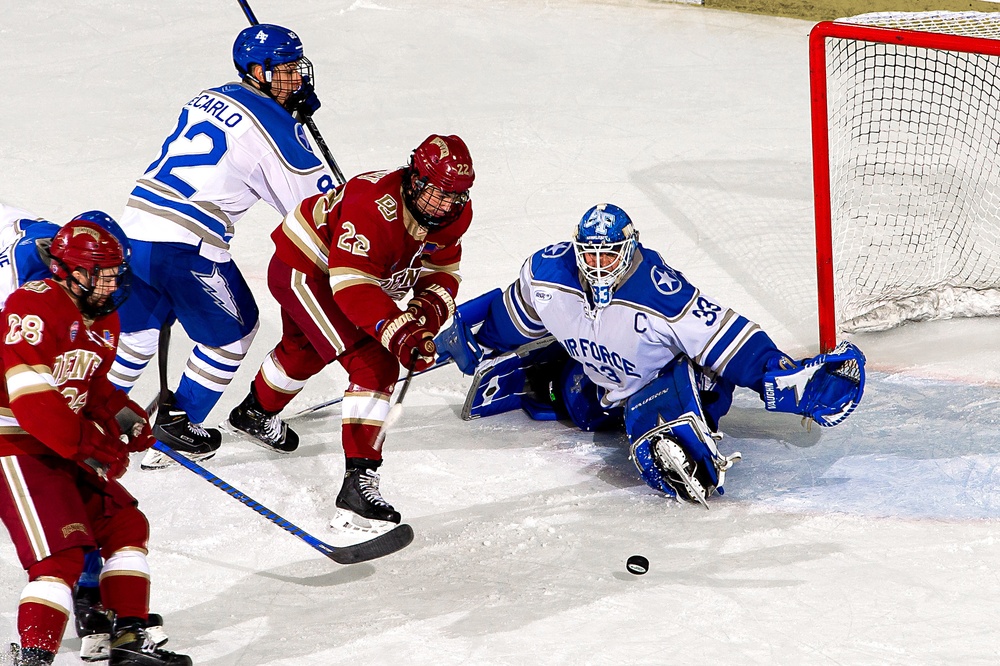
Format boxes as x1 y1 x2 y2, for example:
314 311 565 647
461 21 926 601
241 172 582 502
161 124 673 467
272 167 472 336
0 279 127 458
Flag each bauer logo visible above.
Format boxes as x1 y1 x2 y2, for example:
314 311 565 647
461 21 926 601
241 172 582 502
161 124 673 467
650 266 682 296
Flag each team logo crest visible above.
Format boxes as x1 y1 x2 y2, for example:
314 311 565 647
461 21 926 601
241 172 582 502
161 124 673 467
650 265 682 296
541 242 572 259
255 29 269 43
69 321 79 341
295 124 313 153
62 522 87 538
431 136 450 157
583 208 616 235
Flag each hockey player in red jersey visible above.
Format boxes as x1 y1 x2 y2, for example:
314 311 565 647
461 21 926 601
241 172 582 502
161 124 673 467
0 217 190 666
226 134 474 534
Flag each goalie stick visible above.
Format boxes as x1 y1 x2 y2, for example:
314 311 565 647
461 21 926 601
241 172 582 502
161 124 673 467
236 0 347 185
149 441 414 564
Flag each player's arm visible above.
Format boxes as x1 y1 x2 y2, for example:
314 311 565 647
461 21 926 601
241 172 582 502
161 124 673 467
246 133 334 216
476 255 549 353
407 241 462 337
84 332 155 452
2 292 126 471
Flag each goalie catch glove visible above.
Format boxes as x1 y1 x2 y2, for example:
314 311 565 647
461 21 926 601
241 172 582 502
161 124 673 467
762 340 866 427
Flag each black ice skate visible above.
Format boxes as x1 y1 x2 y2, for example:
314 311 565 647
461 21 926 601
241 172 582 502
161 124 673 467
224 388 299 453
10 644 55 666
74 584 111 662
143 391 221 470
110 623 190 666
332 459 401 536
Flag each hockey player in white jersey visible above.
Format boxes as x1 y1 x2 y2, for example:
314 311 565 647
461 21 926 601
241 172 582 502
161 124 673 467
110 24 335 469
0 204 59 307
437 203 865 505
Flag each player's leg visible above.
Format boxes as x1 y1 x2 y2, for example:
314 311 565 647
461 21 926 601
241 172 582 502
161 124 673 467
625 357 740 506
331 341 402 535
226 258 358 452
134 242 259 468
87 481 190 666
109 265 173 395
0 456 98 665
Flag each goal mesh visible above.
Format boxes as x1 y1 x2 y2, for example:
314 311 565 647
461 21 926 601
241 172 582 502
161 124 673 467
823 11 1000 333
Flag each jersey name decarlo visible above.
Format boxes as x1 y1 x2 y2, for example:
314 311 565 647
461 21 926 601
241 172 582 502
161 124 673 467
186 93 244 128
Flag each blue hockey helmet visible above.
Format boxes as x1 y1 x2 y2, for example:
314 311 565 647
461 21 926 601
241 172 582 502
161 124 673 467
573 203 638 311
233 24 313 89
72 210 131 262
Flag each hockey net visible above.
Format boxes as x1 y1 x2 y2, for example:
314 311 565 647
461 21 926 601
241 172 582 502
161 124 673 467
810 11 1000 351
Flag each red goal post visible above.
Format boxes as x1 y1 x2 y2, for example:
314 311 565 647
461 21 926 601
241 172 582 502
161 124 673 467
810 13 1000 352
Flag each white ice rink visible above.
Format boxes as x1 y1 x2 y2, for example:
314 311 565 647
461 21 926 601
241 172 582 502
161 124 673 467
2 0 1000 663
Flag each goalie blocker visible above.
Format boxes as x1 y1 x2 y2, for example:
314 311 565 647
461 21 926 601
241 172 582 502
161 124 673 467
439 303 866 504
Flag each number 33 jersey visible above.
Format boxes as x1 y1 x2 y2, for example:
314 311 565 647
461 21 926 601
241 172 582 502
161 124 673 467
480 242 777 406
0 280 121 458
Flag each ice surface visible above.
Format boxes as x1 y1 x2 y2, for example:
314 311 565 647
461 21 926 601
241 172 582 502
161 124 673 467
2 1 999 664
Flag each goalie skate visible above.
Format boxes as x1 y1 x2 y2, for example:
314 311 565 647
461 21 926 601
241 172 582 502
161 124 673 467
649 431 741 509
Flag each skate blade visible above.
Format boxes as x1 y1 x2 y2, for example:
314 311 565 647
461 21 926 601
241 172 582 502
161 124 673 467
140 447 217 471
80 633 110 662
328 509 399 546
219 420 294 455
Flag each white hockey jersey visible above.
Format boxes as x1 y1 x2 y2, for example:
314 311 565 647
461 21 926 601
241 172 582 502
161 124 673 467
0 204 57 308
119 82 334 262
478 242 777 406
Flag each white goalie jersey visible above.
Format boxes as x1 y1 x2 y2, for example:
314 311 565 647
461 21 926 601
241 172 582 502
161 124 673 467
478 241 778 406
0 203 57 308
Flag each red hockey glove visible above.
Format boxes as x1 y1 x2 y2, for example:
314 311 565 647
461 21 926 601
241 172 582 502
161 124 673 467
76 422 129 480
406 284 456 336
115 400 155 453
378 311 438 371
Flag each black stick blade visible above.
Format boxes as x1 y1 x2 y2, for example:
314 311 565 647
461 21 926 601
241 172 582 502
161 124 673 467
320 524 415 565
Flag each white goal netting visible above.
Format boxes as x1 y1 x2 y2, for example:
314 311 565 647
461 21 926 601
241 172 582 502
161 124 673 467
825 11 1000 332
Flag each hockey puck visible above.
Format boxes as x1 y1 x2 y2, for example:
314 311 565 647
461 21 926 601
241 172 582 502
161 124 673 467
626 555 649 575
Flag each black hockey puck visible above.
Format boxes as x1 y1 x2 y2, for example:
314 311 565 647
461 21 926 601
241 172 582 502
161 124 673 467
626 555 649 575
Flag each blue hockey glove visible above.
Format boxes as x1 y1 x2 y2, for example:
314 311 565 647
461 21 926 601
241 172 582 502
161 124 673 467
286 77 321 118
434 289 501 374
762 340 866 427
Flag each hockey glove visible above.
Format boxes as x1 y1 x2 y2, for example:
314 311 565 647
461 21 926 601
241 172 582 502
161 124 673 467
114 400 156 453
378 311 437 371
285 77 321 118
76 422 129 480
762 340 866 427
407 284 456 336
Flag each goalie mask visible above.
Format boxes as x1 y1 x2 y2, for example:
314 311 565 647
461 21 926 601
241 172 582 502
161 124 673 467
402 134 475 231
233 24 314 110
50 217 130 319
573 203 638 311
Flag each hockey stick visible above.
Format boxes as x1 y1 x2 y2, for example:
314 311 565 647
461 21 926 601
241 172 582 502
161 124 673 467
149 441 414 564
287 358 453 420
144 323 173 416
236 0 347 185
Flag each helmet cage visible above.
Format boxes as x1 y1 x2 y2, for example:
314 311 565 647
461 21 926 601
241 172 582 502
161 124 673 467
572 204 638 311
403 171 470 231
50 221 131 319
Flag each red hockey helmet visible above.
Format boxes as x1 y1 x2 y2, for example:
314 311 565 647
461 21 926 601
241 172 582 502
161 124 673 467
50 218 130 318
403 134 475 230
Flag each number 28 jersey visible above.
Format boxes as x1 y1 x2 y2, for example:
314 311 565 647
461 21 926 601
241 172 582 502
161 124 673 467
479 242 778 406
0 280 121 458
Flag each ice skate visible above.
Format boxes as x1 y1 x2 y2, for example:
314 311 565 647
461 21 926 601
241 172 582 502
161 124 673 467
74 584 111 662
223 389 299 453
10 644 55 666
110 623 189 666
331 460 401 538
143 391 221 470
